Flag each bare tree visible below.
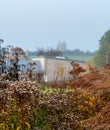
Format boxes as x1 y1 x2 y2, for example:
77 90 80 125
9 47 25 80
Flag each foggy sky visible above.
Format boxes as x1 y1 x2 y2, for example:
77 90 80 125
0 0 110 51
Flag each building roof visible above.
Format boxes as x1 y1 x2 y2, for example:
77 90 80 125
33 55 85 63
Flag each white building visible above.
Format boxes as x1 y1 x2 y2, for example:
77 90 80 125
32 56 85 82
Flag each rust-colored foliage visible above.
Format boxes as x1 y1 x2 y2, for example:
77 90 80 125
69 61 86 79
68 64 101 88
68 64 110 129
83 102 110 130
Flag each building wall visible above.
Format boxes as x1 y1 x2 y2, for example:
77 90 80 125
44 58 72 82
32 57 45 71
32 56 85 82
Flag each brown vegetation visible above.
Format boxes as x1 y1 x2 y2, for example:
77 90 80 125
67 63 110 129
0 62 110 129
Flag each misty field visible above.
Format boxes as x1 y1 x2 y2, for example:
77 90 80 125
64 55 94 62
